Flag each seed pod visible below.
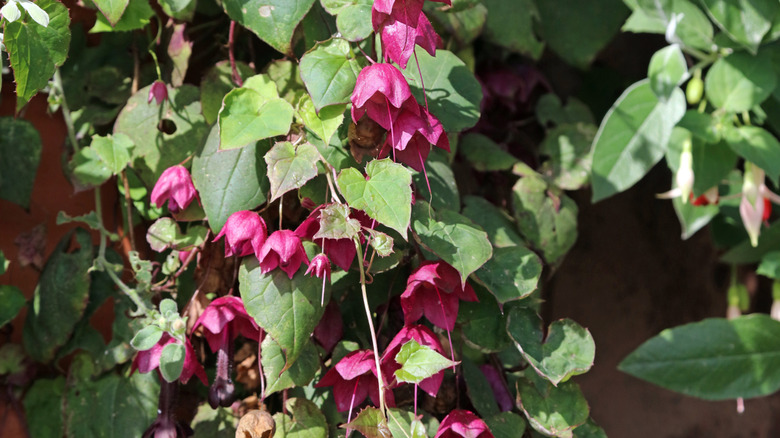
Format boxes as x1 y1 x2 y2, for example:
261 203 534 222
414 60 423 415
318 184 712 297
686 75 703 105
236 409 275 438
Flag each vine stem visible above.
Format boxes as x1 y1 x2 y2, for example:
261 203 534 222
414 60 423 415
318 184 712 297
229 21 243 86
53 69 79 153
354 238 385 414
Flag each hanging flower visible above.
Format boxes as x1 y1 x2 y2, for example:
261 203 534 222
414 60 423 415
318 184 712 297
434 410 494 438
295 205 373 271
740 162 780 247
142 380 193 438
379 105 449 172
313 300 343 353
401 260 478 331
306 253 332 280
151 165 198 213
255 230 309 278
351 63 418 130
131 333 208 386
148 80 169 105
193 296 264 408
381 325 445 396
371 0 449 68
214 210 268 258
315 350 395 412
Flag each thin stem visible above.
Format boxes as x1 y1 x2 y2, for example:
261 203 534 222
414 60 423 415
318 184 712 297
413 51 429 113
229 21 243 87
325 167 343 204
354 238 385 413
279 195 284 230
53 69 79 153
121 171 136 251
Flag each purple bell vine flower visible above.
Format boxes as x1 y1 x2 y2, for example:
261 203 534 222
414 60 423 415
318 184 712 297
151 166 198 214
213 210 268 258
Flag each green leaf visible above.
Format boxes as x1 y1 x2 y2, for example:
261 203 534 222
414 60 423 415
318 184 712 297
3 0 70 110
458 286 511 353
386 408 427 438
315 203 361 240
700 0 777 53
705 51 776 113
394 339 457 384
721 219 780 263
484 412 527 438
672 195 719 239
115 84 208 187
222 0 315 55
0 285 25 327
475 246 542 306
71 133 135 186
159 342 186 382
0 251 8 276
461 357 499 417
297 94 345 146
265 141 320 201
413 149 460 212
239 259 329 370
676 110 721 144
481 0 543 59
459 133 519 171
622 0 714 51
337 158 413 238
512 176 578 265
507 306 595 385
64 372 158 438
342 407 390 438
757 251 780 279
573 418 607 438
411 200 493 284
591 80 686 202
261 336 320 395
218 86 294 150
534 0 628 68
146 217 209 252
648 44 688 100
23 229 93 363
619 314 780 399
0 117 41 208
403 48 483 133
274 398 329 438
724 126 780 183
192 125 271 233
539 123 596 191
299 38 365 112
191 406 237 438
129 325 164 351
93 0 130 25
200 61 256 125
536 94 595 127
90 0 154 32
516 376 589 438
23 377 65 438
159 0 197 21
70 147 113 186
321 0 373 42
462 196 524 248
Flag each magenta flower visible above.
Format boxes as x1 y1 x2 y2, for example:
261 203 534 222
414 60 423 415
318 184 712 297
373 8 440 68
379 105 450 172
142 381 193 438
435 410 494 438
381 324 445 396
151 165 198 213
256 230 309 278
214 210 268 258
313 300 343 353
315 349 395 412
193 296 263 408
131 333 207 386
306 253 331 280
351 63 418 130
401 260 478 331
295 205 372 271
148 80 169 105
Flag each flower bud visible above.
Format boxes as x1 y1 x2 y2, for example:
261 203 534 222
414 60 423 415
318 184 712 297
148 80 169 105
305 253 331 280
676 137 694 204
151 166 197 213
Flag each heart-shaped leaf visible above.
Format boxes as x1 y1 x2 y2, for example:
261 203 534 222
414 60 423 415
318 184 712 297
218 87 294 150
337 158 412 238
342 407 389 438
221 0 316 55
300 38 365 111
239 259 329 370
265 141 320 202
394 339 457 385
507 306 595 385
261 336 320 395
516 376 589 437
411 201 493 285
475 246 542 306
273 398 328 438
0 118 41 209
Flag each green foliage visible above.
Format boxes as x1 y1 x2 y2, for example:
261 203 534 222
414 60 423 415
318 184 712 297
0 118 42 208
